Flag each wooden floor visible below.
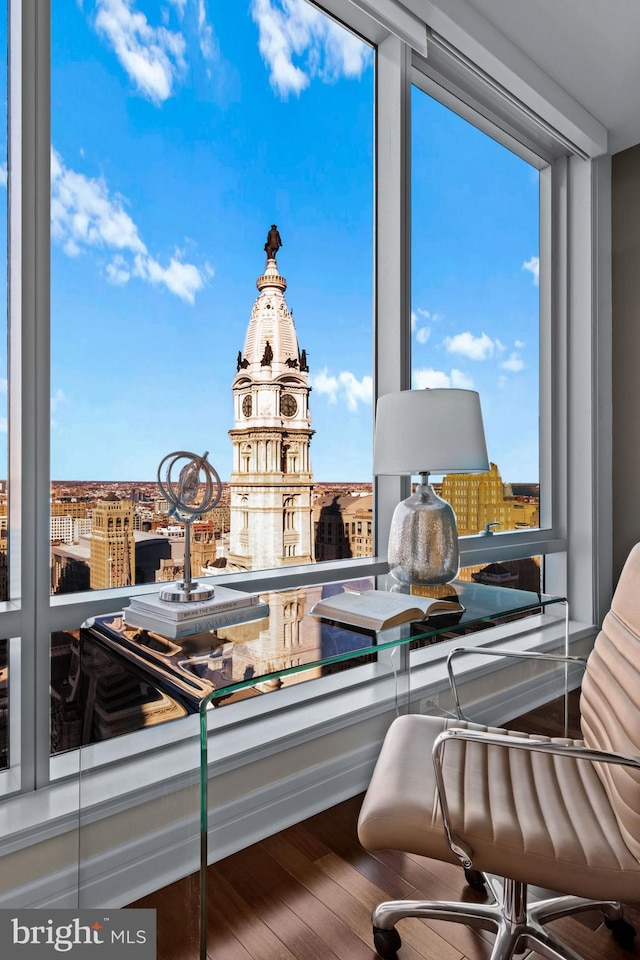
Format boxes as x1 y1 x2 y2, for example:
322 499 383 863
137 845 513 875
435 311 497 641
133 694 640 960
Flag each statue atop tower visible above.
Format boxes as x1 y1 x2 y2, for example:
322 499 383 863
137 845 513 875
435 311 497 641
264 224 282 260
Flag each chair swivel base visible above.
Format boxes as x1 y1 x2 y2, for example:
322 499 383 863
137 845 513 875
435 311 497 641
370 876 636 960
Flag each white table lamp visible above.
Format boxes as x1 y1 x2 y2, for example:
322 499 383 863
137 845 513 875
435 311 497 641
374 389 490 584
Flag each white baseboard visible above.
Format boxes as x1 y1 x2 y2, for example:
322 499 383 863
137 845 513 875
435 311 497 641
0 740 380 909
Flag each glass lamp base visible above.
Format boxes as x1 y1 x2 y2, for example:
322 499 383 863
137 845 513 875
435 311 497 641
387 480 459 585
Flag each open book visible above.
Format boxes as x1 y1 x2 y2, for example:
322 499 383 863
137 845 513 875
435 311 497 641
309 589 464 631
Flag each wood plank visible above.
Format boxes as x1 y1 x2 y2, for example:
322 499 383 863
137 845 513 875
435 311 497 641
261 831 431 960
316 851 463 960
206 865 298 960
133 874 200 960
260 832 384 945
205 896 262 960
220 843 368 960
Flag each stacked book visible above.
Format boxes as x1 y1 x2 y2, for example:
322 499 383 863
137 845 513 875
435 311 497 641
123 584 269 638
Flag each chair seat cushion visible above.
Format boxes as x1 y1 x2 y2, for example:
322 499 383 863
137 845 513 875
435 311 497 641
357 714 640 901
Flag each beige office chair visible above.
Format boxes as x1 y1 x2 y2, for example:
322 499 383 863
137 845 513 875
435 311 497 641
358 544 640 960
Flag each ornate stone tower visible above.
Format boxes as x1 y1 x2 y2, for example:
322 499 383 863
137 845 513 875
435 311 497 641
228 234 314 572
90 493 135 589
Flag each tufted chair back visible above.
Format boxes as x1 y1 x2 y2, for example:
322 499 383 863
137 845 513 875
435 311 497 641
580 542 640 859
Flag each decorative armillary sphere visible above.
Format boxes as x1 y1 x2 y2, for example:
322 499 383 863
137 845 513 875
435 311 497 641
156 450 222 602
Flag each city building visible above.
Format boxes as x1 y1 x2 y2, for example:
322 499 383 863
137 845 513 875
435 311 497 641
314 492 373 561
52 531 172 594
50 514 92 544
442 463 539 537
51 499 90 520
89 494 135 590
51 538 92 594
227 252 314 571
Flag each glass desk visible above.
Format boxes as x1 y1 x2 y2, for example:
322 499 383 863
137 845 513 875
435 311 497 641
188 578 567 960
78 577 567 957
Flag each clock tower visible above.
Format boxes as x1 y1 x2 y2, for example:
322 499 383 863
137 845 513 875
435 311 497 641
228 236 314 571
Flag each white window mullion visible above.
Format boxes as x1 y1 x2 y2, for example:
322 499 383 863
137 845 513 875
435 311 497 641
542 157 569 599
374 33 411 558
32 0 52 789
8 0 52 791
565 156 610 625
538 161 555 533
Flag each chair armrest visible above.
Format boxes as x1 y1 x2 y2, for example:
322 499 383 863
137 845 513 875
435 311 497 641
446 647 587 721
431 726 640 870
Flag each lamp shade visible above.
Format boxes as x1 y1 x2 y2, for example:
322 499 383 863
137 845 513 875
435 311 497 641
373 388 490 476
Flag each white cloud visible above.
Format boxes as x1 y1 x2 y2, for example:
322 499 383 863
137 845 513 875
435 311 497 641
523 255 539 286
451 369 475 388
501 352 525 373
94 0 186 103
444 331 497 361
106 254 131 285
338 371 373 411
168 0 187 16
51 148 145 258
0 378 6 394
197 0 218 62
312 367 339 403
412 368 474 390
312 367 372 411
251 0 371 98
0 162 6 188
133 252 205 304
514 339 526 349
412 307 437 343
51 148 209 303
416 308 441 322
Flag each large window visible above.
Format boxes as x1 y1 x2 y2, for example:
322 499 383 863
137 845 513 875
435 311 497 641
411 85 540 540
0 0 608 911
411 86 540 589
49 0 374 599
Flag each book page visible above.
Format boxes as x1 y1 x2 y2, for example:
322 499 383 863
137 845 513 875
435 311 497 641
359 590 461 614
310 589 463 630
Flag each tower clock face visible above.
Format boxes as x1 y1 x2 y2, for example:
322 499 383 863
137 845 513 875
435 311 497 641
280 393 297 418
242 395 252 417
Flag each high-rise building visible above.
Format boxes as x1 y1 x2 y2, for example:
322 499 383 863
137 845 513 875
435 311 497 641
442 462 539 536
313 492 373 561
90 493 135 590
228 245 314 571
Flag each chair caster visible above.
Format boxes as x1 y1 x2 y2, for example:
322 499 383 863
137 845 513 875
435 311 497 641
373 925 402 959
464 867 486 890
604 915 636 949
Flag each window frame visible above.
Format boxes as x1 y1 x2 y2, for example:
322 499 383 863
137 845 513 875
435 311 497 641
0 0 611 814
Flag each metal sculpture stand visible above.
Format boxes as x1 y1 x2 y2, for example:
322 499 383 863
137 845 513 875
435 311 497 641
156 450 222 602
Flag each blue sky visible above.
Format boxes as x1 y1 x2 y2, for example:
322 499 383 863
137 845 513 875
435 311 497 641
0 0 539 484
